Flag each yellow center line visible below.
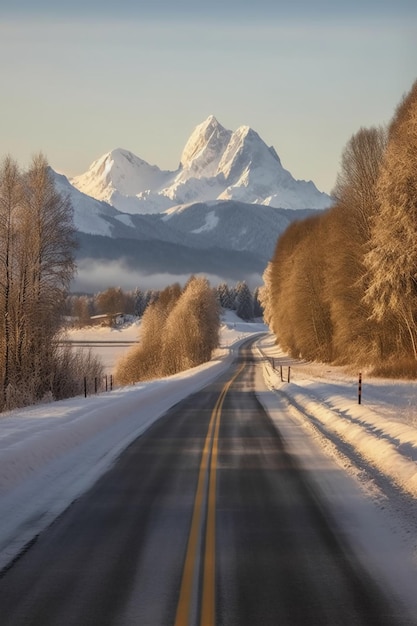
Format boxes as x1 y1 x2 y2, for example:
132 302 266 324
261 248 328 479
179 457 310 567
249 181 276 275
174 361 245 626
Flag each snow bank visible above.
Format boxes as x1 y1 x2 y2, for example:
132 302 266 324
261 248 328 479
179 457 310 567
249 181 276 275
0 313 265 570
257 334 417 499
3 317 417 617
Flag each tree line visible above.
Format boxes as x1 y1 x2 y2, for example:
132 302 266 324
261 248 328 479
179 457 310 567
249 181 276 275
0 154 103 411
66 280 263 326
115 277 220 384
261 80 417 377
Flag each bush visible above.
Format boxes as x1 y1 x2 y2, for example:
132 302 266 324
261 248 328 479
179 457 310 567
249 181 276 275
370 358 417 380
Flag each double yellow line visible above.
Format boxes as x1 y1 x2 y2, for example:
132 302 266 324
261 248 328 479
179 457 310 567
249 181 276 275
174 362 245 626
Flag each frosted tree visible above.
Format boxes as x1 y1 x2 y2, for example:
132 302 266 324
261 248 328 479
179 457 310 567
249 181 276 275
16 154 76 401
327 126 387 364
259 262 274 329
0 156 22 404
0 154 78 409
363 81 417 359
133 288 147 317
115 284 182 383
216 282 234 310
253 287 264 318
235 281 254 321
164 277 220 372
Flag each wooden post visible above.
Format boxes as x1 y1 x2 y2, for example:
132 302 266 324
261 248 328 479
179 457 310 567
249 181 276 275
105 375 108 392
94 377 97 394
110 375 113 391
358 372 362 404
84 377 87 398
280 365 283 382
288 366 291 383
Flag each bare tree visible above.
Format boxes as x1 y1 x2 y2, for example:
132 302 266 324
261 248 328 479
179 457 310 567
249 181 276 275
259 262 274 331
0 154 77 409
164 277 219 372
17 154 77 399
115 284 182 383
364 81 417 360
0 156 22 406
115 278 220 384
326 126 387 365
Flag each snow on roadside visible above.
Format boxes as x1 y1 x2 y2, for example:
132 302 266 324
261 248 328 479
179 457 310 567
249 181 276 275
0 313 265 571
256 333 417 618
3 314 417 616
257 333 417 499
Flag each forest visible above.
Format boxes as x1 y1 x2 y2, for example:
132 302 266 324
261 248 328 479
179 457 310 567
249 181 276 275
261 80 417 377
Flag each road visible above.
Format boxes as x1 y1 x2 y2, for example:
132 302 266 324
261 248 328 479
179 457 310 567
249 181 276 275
0 341 409 625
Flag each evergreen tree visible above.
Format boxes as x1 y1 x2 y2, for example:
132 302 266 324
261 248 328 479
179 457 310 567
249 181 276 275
133 288 146 317
253 287 264 318
216 282 234 309
235 281 254 320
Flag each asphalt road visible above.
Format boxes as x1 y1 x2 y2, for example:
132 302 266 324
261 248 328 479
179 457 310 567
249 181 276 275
0 341 409 625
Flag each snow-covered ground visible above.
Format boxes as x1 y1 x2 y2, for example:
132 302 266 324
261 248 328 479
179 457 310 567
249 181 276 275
0 313 263 571
1 313 417 617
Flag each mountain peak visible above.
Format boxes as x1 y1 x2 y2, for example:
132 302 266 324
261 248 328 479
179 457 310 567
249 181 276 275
72 148 172 205
179 115 232 175
70 116 332 214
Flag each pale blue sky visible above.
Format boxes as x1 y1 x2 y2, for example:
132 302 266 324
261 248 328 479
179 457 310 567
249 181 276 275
0 2 416 194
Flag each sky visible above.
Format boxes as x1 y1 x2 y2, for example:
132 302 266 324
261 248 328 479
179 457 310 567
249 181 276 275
0 1 416 194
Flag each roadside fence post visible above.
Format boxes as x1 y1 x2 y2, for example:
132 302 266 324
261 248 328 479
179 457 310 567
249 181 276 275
105 375 108 392
84 377 87 398
358 373 362 404
94 377 97 394
288 366 291 383
280 365 283 382
110 375 113 391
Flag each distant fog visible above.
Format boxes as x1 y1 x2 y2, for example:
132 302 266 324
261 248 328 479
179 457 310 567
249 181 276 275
71 259 262 293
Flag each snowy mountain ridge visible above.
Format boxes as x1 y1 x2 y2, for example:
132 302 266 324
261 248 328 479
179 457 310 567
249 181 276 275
71 116 332 214
52 167 320 285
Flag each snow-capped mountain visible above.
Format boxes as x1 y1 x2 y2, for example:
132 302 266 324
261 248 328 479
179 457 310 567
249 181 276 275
71 149 175 215
71 116 331 214
61 165 318 284
55 167 317 265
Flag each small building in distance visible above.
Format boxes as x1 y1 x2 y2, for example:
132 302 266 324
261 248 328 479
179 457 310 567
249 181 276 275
89 313 125 327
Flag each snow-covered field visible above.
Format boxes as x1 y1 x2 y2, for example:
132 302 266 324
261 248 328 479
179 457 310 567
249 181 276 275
2 313 417 617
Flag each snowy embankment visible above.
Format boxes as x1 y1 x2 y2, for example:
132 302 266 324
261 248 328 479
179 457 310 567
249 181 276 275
2 315 417 614
0 313 265 571
257 333 417 616
258 333 417 500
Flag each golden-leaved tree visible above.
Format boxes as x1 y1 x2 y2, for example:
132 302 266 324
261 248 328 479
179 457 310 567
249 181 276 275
115 277 220 384
364 81 417 362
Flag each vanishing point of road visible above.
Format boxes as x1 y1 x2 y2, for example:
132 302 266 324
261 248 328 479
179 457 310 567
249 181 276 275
0 340 410 625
